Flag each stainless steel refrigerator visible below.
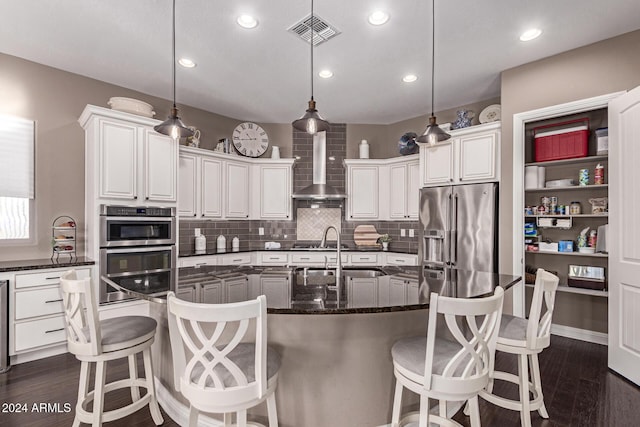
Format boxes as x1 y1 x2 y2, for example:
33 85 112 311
418 183 498 296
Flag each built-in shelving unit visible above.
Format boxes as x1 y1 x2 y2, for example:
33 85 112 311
522 107 609 300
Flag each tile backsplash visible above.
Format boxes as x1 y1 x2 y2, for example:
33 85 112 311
297 208 341 241
179 219 419 253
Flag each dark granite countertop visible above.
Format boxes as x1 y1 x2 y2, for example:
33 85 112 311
0 257 95 273
179 246 417 257
102 265 520 314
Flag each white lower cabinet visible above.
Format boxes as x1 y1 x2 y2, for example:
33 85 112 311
260 275 290 309
386 276 420 306
225 276 248 303
176 285 197 302
389 277 407 306
201 281 224 304
10 266 92 358
346 276 378 308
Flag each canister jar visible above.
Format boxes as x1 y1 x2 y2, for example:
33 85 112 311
570 201 581 215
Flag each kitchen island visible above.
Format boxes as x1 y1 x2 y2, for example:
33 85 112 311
102 266 519 427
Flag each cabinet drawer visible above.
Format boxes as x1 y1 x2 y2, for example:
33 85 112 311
220 253 252 265
15 268 91 289
15 287 65 320
350 253 380 264
291 253 327 264
14 315 67 353
260 253 289 265
179 256 218 268
384 254 418 266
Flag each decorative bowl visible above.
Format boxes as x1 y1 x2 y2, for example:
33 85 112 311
108 97 155 118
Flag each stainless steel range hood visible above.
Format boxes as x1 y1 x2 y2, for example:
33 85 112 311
292 131 346 200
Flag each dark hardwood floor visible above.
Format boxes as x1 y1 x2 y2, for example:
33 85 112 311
0 335 638 426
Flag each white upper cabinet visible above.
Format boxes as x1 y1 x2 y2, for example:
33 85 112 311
422 141 454 186
98 119 138 200
420 122 500 187
80 105 177 205
388 158 420 220
201 157 223 218
179 146 293 220
98 120 176 202
178 152 198 217
225 160 250 219
345 162 379 219
254 163 292 219
178 150 224 219
345 155 419 221
144 129 177 202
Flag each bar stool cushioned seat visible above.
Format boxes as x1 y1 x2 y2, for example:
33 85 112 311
478 268 559 427
59 270 163 427
390 287 504 427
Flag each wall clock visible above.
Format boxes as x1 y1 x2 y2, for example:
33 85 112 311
232 122 269 157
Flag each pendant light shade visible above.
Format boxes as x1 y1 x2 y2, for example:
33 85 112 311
292 0 330 134
292 99 330 134
154 0 193 140
416 0 450 145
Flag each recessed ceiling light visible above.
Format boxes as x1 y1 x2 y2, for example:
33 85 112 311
520 28 542 42
237 14 258 29
402 74 418 83
178 58 196 68
318 69 333 79
368 11 389 26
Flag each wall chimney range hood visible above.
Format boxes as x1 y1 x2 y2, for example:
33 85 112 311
292 131 346 200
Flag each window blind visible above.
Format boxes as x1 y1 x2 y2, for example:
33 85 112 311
0 115 35 199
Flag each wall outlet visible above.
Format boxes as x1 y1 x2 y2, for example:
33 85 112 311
409 229 415 237
258 227 264 236
400 229 406 237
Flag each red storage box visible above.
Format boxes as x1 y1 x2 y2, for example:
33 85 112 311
534 118 589 162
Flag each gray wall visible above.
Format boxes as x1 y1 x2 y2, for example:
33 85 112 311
500 29 640 332
0 53 292 261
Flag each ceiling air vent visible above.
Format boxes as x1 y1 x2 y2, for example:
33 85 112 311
288 14 340 46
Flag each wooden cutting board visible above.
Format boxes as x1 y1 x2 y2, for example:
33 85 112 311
353 225 382 247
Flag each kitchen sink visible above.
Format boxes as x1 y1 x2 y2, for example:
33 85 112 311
342 268 386 278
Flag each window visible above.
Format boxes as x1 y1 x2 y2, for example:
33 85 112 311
0 115 35 241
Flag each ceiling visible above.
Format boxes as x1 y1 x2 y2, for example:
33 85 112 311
2 0 640 124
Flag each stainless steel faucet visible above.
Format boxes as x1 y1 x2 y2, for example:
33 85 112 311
320 226 342 299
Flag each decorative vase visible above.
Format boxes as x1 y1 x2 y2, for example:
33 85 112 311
452 110 474 129
382 242 389 251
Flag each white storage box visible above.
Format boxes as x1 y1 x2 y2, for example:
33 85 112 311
538 242 559 252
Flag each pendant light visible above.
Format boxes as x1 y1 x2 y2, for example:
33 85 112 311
416 0 450 145
154 0 194 140
292 0 330 134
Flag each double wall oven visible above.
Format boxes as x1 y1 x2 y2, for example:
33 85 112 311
99 205 176 304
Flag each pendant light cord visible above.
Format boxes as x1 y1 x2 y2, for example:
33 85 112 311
172 0 177 108
430 0 435 117
310 0 315 101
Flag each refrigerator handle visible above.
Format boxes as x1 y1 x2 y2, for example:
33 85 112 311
451 193 458 266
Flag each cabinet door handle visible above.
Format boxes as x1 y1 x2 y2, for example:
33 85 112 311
134 196 138 199
45 276 61 280
233 258 243 262
194 214 197 217
145 196 149 200
45 328 65 334
300 257 310 260
396 259 405 263
45 299 63 304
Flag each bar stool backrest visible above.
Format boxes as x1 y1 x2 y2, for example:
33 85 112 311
60 269 101 357
167 293 268 410
424 287 504 396
526 269 559 351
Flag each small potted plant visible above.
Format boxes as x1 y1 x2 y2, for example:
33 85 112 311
379 234 392 251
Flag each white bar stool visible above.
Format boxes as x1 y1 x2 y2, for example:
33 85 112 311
167 292 280 427
478 268 559 427
59 270 163 427
390 287 504 427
